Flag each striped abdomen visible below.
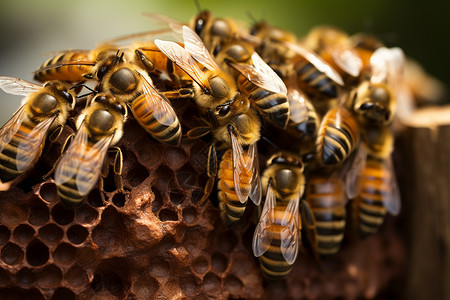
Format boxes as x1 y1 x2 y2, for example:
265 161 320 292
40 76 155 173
131 95 181 146
0 120 43 183
306 176 347 255
259 201 295 279
238 79 289 129
217 149 252 226
56 141 100 207
34 52 91 83
355 158 389 236
295 58 338 99
317 106 359 166
288 98 319 140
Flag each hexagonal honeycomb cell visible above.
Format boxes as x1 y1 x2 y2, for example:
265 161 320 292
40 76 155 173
0 116 405 299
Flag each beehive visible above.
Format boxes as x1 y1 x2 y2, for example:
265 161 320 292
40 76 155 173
0 96 405 299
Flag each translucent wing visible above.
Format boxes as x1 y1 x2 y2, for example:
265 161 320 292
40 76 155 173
370 47 405 86
344 143 367 199
15 115 57 171
231 131 261 205
280 195 300 264
140 74 178 126
383 155 401 216
287 88 308 123
331 47 362 77
228 52 287 94
155 39 208 89
0 76 41 96
182 26 220 71
252 180 276 257
0 105 27 151
285 41 344 86
141 12 184 33
54 125 113 196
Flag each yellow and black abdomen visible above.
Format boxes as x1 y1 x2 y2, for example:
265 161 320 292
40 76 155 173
294 57 338 99
306 176 347 255
355 158 389 236
0 120 42 183
34 52 91 83
317 106 359 166
217 149 251 226
131 94 182 146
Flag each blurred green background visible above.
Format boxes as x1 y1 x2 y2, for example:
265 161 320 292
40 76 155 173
0 0 448 124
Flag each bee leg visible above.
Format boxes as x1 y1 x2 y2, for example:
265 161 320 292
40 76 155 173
162 88 194 100
135 49 156 73
166 59 181 88
110 146 124 193
48 125 64 143
198 145 217 205
43 133 74 180
98 157 110 205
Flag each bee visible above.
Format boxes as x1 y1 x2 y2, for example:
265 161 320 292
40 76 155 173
351 47 405 126
54 93 127 207
84 51 192 146
304 172 348 255
302 26 363 83
285 41 345 100
350 33 384 74
215 40 290 129
351 126 400 237
187 95 262 221
33 45 119 83
285 84 320 141
316 102 360 166
252 152 314 279
155 25 240 116
0 77 75 190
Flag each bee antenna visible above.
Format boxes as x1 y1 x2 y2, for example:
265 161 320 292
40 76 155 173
260 136 280 151
245 11 257 25
194 0 202 13
206 108 218 129
71 83 98 99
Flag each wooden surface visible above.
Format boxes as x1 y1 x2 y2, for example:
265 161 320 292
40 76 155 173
397 106 450 299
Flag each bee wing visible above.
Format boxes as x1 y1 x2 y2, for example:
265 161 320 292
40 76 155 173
344 143 367 199
228 52 287 94
15 114 57 172
0 76 41 96
370 47 405 86
252 180 276 257
330 47 362 77
154 39 208 89
0 105 27 150
284 41 344 86
54 125 113 196
383 155 401 216
140 74 178 126
280 195 300 265
287 88 308 123
182 26 221 71
141 12 184 33
230 131 262 205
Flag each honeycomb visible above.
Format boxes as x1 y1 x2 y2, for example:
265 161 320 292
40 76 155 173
0 97 405 300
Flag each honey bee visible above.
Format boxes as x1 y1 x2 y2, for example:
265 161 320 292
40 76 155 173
302 26 362 80
351 126 400 236
0 77 75 190
286 41 345 100
54 93 127 207
83 51 192 146
351 47 405 126
155 25 240 115
33 45 119 83
252 152 314 279
215 40 290 129
187 95 262 217
304 172 348 255
316 102 360 166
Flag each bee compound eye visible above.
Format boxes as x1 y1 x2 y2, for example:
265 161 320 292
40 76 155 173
217 105 230 117
116 103 126 115
62 91 74 106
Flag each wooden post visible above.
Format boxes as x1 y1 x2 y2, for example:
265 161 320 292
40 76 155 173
397 106 450 299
